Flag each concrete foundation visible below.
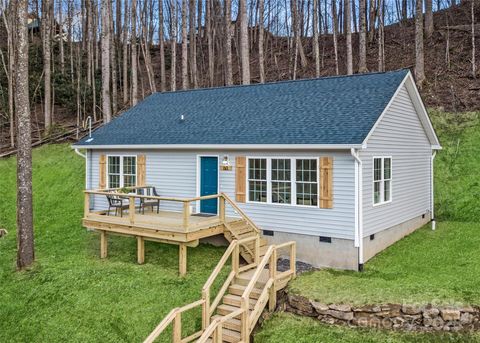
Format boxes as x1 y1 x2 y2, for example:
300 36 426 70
363 213 431 262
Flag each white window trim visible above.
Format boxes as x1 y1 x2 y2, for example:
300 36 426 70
106 154 138 189
372 156 392 207
246 156 320 208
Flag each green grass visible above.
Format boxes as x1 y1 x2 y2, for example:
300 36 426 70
0 144 226 342
254 313 480 343
289 221 480 305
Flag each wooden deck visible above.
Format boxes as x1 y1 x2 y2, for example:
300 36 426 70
82 189 249 275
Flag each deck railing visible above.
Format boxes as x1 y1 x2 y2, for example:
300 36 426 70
83 187 235 232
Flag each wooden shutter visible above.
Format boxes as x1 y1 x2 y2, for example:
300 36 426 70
99 154 106 189
235 156 247 203
319 157 333 209
137 155 146 186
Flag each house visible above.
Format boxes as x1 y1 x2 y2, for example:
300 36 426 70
72 69 441 271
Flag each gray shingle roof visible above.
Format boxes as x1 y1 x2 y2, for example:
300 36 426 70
74 69 409 147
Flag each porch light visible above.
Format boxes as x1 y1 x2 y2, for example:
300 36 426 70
221 156 232 171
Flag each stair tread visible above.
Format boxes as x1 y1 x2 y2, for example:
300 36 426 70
223 294 257 309
228 284 263 298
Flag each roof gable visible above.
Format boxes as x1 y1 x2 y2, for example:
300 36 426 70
74 69 411 148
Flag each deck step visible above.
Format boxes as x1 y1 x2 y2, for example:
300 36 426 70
228 284 263 299
234 269 269 288
220 328 241 343
217 304 241 316
223 294 257 309
211 315 242 332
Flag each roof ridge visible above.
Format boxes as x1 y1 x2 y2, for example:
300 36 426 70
153 68 411 96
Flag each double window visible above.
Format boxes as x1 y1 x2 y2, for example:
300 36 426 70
373 157 392 205
107 155 137 189
248 158 318 207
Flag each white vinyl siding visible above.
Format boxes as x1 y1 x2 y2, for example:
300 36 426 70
88 150 356 240
361 84 432 237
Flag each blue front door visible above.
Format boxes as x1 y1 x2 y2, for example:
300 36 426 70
200 157 218 214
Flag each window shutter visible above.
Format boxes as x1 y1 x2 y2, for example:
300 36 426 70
319 157 333 209
235 156 247 203
137 155 146 186
99 154 106 189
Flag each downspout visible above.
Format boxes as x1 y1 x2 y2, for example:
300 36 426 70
431 151 437 230
351 148 364 272
74 148 89 190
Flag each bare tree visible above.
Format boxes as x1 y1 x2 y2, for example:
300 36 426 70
472 0 476 78
239 0 250 84
258 0 265 83
346 0 353 74
159 0 167 91
206 0 214 86
425 0 433 38
332 0 339 75
171 0 177 91
189 0 198 88
15 0 35 270
101 0 112 122
123 0 129 104
378 0 385 71
313 0 321 77
415 0 425 87
181 0 188 89
224 0 233 85
358 0 368 72
59 0 65 74
43 0 53 129
132 0 139 105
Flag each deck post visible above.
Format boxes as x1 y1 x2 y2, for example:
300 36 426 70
232 244 239 276
100 230 108 258
179 243 187 276
202 290 210 329
173 312 181 343
219 196 226 223
255 236 260 265
241 298 249 342
84 192 90 217
137 236 145 264
269 249 277 311
183 202 190 232
129 196 135 224
290 242 296 277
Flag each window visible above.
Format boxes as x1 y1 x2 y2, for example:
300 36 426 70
108 156 137 189
248 158 267 202
373 157 392 205
296 159 318 206
271 159 291 204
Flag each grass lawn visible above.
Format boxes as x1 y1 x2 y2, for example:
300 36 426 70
0 144 226 342
289 221 480 305
254 313 480 343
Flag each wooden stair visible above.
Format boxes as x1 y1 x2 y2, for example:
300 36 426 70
223 219 268 264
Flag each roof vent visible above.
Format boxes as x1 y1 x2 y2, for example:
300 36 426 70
180 114 185 122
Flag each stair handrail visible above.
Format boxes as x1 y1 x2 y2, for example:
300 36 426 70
221 193 261 234
143 299 205 343
196 308 245 343
202 236 258 328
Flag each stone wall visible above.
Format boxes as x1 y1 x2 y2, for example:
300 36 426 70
280 292 480 332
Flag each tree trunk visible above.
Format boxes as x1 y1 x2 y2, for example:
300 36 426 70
359 0 368 72
181 0 188 90
131 0 138 105
332 0 339 75
171 0 177 91
401 0 407 21
206 0 214 86
159 0 166 91
378 0 385 71
313 0 320 77
59 0 65 74
425 0 433 38
101 0 112 123
43 0 52 129
224 0 233 85
415 0 425 87
15 0 35 270
472 0 476 78
239 0 250 84
258 0 265 82
345 0 353 74
123 0 129 104
189 0 198 88
109 0 118 114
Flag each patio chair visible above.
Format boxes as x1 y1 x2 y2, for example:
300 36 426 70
138 187 160 214
106 193 130 217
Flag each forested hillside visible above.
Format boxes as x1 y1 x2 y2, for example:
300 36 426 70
0 0 478 152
